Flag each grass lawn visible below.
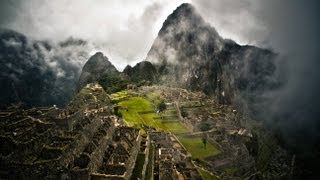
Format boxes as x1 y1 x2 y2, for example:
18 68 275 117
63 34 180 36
118 97 153 126
110 89 132 101
118 97 189 134
157 120 189 134
145 91 161 104
140 113 189 134
177 136 220 159
119 97 152 111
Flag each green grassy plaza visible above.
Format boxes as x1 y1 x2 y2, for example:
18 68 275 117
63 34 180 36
112 91 221 179
177 136 220 159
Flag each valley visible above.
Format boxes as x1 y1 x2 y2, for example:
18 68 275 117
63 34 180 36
0 83 260 179
111 85 256 179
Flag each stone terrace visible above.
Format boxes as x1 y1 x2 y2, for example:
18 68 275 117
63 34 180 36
0 105 143 179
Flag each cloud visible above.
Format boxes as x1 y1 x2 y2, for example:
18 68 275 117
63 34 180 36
2 38 22 48
185 0 320 141
0 0 190 70
191 0 266 45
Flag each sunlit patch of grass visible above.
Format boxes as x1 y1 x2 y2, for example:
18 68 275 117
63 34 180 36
145 91 161 105
118 97 189 134
110 89 132 101
118 97 154 127
177 136 220 159
157 120 189 134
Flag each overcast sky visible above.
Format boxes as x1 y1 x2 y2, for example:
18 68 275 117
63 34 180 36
1 0 312 70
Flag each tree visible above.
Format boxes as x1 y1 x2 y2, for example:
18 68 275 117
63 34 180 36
202 136 207 149
181 108 188 118
114 106 120 116
199 122 210 149
199 122 210 132
157 101 167 113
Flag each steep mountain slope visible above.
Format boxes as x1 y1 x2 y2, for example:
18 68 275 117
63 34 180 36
123 61 157 84
145 3 279 110
77 52 117 90
77 52 129 93
0 29 87 108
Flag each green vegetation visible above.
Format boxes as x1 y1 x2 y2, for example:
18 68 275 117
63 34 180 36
119 97 152 112
131 153 145 180
181 108 188 118
202 137 207 149
149 119 189 134
145 91 161 105
110 89 133 102
98 74 129 93
118 97 189 134
177 136 220 159
114 89 221 178
157 101 167 113
199 122 211 132
118 97 152 127
159 120 189 134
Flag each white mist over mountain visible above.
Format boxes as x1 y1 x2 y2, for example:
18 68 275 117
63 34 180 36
0 0 279 70
0 0 191 70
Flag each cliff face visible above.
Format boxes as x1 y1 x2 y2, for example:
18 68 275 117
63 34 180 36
145 3 279 108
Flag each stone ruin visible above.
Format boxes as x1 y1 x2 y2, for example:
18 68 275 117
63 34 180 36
0 105 143 179
92 127 140 179
149 131 202 180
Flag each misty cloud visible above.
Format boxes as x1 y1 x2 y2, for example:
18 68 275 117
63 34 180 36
2 38 22 48
0 0 190 70
0 29 99 106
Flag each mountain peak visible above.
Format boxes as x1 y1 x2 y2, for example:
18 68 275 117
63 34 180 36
84 52 112 69
159 3 205 36
146 3 222 64
174 3 195 14
76 52 118 91
92 51 104 58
